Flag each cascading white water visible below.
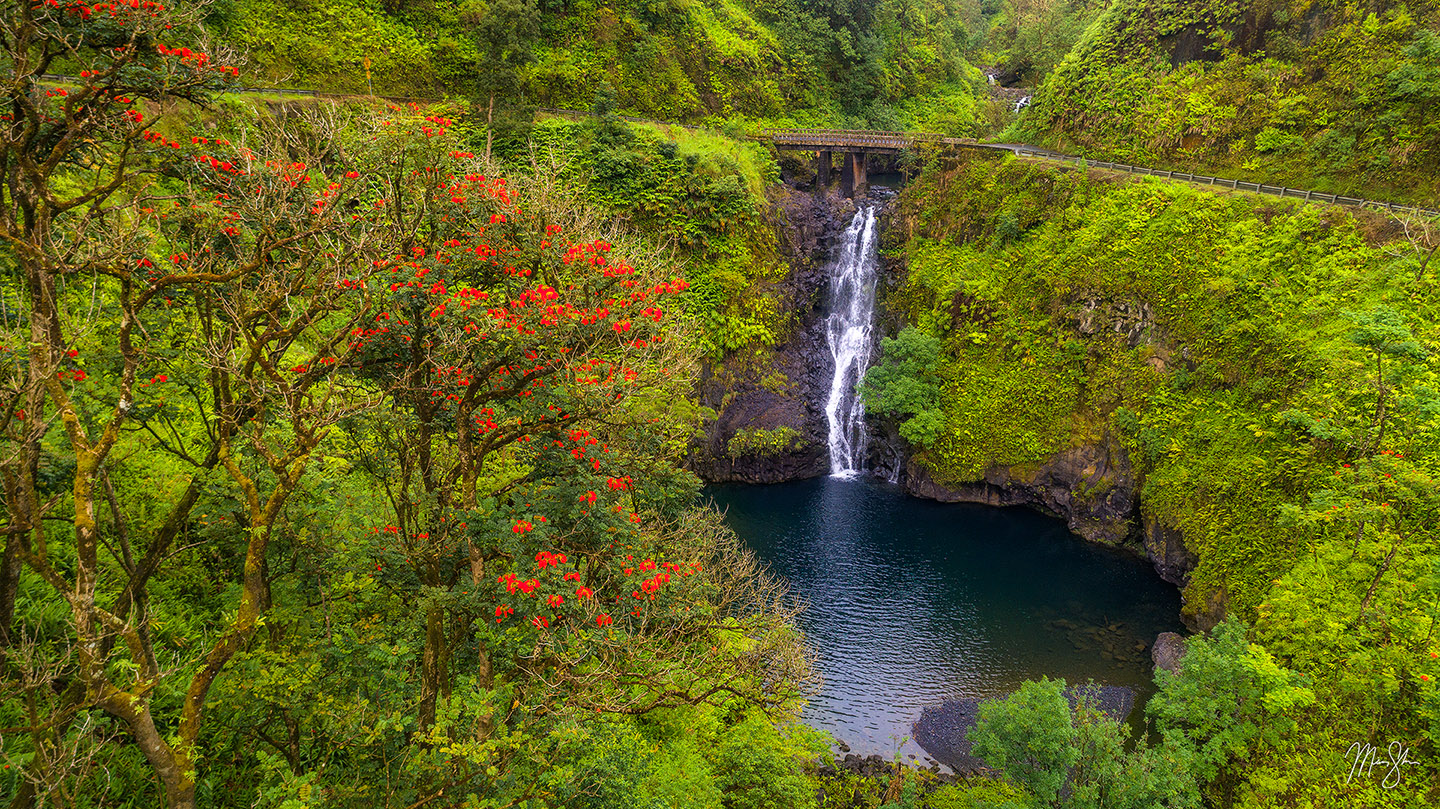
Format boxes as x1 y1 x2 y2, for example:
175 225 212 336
824 205 880 476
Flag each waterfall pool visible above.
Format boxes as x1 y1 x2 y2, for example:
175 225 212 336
706 476 1185 764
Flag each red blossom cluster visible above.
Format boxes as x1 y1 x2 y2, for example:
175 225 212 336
39 0 169 20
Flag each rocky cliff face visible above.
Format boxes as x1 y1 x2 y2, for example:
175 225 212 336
687 187 853 483
901 438 1141 547
896 437 1206 627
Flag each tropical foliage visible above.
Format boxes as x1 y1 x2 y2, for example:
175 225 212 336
1016 0 1440 204
888 150 1440 804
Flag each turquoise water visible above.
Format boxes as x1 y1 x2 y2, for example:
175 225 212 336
707 476 1185 760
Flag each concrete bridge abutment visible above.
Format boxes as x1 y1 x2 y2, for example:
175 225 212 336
839 151 867 197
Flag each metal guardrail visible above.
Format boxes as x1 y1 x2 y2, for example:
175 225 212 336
757 127 1437 218
1007 148 1439 218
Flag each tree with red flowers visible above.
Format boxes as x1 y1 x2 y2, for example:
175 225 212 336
337 105 710 729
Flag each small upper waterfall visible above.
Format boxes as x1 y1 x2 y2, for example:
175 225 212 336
824 205 880 476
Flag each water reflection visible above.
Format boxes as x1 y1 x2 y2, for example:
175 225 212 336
707 476 1184 759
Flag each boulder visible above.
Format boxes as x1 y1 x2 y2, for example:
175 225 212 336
1151 631 1187 674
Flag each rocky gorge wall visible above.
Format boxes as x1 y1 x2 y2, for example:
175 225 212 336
687 184 853 483
688 174 1211 627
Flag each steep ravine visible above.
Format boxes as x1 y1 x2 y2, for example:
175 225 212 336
687 185 854 483
689 179 1207 628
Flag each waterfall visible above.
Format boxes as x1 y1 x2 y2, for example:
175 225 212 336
824 205 880 476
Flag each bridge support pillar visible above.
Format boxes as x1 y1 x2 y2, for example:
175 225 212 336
817 150 831 190
844 151 867 197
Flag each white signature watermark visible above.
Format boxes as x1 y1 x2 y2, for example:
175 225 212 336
1344 740 1422 789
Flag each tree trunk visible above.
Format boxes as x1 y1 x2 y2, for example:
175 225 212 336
98 688 195 808
418 602 449 730
1357 537 1403 625
485 94 495 165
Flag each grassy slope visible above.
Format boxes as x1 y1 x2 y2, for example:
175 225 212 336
1015 0 1440 205
516 115 796 356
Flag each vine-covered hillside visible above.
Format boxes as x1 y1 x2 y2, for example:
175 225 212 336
871 150 1440 805
1017 0 1440 203
211 0 989 130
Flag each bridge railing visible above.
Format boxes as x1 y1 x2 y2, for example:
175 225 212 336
760 128 952 149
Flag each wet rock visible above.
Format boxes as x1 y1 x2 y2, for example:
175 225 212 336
1143 517 1198 587
912 684 1135 774
687 187 849 483
902 436 1140 547
1152 631 1188 674
1074 298 1157 348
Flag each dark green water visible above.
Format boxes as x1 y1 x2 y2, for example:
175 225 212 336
707 476 1185 760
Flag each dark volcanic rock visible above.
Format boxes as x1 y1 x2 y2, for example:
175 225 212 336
1142 517 1198 587
912 685 1136 774
688 188 852 483
902 437 1140 546
1151 631 1187 674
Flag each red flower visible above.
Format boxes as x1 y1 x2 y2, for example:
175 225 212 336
595 613 613 628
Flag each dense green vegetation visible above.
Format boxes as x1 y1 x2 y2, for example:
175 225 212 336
8 0 1440 806
209 0 993 132
1016 0 1440 204
983 0 1105 86
871 149 1440 804
0 4 837 806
